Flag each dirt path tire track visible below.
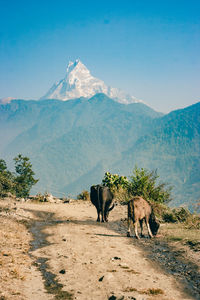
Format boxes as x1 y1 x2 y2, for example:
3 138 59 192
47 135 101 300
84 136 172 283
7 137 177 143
20 201 199 300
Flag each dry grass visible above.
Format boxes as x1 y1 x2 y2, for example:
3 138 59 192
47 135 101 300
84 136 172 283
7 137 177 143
123 287 138 292
161 222 200 245
125 269 140 274
141 288 164 295
123 287 164 295
0 201 32 299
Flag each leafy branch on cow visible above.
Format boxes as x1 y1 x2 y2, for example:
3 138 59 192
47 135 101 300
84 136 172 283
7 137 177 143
102 172 129 191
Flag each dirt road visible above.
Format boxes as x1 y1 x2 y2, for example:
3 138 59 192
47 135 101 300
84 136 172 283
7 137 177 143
0 200 199 300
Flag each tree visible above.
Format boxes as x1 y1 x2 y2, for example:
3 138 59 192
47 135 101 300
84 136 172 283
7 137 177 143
128 166 172 203
14 154 38 197
0 159 15 196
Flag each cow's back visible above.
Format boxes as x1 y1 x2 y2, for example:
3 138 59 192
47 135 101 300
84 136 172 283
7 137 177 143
90 185 99 207
100 186 113 205
128 196 152 221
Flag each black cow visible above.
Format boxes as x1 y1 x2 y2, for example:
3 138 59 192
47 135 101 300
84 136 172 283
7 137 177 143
90 185 115 222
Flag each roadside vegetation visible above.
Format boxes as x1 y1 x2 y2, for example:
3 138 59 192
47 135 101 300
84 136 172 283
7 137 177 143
99 166 200 248
1 156 199 247
0 154 38 198
78 166 200 241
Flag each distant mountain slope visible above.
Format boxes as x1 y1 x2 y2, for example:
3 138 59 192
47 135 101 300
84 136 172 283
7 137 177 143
0 93 160 195
113 102 200 209
0 95 199 210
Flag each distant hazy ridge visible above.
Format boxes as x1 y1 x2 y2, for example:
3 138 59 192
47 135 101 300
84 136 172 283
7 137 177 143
0 94 199 210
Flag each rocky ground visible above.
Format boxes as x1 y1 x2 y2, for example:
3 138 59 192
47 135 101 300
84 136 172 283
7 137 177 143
0 199 199 300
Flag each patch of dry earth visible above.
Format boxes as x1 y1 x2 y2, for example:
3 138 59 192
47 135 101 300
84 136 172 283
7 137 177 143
0 200 199 300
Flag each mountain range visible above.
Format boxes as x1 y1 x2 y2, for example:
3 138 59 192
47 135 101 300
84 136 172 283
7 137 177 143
0 60 199 211
0 94 199 211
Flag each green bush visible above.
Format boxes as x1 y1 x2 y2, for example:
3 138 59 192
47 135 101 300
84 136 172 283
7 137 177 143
35 192 47 202
128 166 172 204
101 167 172 205
77 190 90 201
162 211 178 223
172 207 191 222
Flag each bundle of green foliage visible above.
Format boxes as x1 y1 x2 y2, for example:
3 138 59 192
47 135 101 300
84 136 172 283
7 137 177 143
102 167 199 230
102 172 129 191
0 154 38 198
102 166 172 204
77 190 90 201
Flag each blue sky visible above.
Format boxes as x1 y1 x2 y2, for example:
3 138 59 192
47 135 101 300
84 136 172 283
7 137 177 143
0 0 199 112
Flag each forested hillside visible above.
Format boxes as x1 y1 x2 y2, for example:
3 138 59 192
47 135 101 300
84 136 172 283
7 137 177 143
0 94 199 210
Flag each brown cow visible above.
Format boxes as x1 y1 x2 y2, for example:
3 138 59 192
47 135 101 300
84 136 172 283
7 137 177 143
127 196 159 239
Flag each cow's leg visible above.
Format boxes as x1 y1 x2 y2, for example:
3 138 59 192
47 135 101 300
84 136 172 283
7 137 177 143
139 219 144 238
104 210 108 222
146 219 153 238
101 202 105 222
127 216 131 237
104 202 110 222
101 211 104 222
134 221 140 239
96 209 100 222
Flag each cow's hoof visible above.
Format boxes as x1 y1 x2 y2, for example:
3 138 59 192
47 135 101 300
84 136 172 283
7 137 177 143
127 232 131 237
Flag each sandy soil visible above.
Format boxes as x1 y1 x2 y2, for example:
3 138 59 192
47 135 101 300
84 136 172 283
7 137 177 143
0 199 199 300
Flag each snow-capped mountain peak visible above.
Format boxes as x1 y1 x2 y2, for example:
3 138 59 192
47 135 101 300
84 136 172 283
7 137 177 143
41 60 143 104
65 59 88 75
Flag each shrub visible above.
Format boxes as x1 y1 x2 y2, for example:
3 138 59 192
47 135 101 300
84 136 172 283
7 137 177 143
35 192 47 202
128 166 172 204
172 207 191 222
112 187 130 204
101 167 172 205
162 211 178 223
77 190 90 201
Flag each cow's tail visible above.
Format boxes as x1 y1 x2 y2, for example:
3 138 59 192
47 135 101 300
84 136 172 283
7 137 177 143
108 202 115 211
97 185 101 210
